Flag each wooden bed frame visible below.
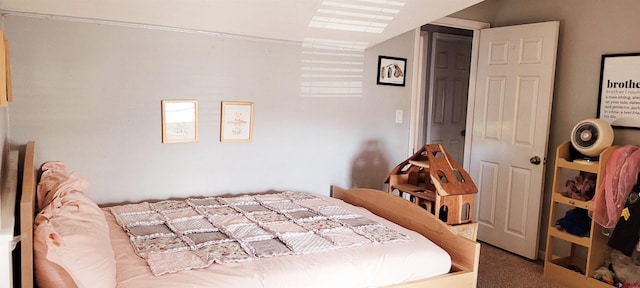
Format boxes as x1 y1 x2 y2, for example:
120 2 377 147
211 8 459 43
18 141 480 288
331 186 480 288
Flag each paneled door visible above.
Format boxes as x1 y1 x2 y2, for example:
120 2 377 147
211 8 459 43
426 32 472 166
469 21 559 259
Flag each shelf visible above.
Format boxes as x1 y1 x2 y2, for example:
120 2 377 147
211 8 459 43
552 192 591 209
544 260 614 288
544 141 617 288
556 157 600 174
548 226 590 247
547 255 586 275
585 277 616 288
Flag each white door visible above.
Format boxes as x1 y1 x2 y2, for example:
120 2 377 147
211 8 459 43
469 21 559 259
426 32 472 165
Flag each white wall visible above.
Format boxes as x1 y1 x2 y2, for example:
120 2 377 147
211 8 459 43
4 15 417 204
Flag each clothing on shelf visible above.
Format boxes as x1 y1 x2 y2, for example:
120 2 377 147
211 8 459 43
608 173 640 257
556 208 591 237
565 172 597 201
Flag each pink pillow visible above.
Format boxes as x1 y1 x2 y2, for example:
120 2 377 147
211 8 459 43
34 190 116 288
36 162 89 211
34 216 77 288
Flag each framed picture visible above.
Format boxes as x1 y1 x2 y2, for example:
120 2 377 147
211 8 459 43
220 101 254 142
161 100 198 143
0 35 11 107
5 38 12 103
376 55 406 86
597 52 640 129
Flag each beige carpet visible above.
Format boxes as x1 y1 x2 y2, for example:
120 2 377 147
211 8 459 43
477 242 568 288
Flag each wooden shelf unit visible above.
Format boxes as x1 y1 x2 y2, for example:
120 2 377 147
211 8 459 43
543 141 615 288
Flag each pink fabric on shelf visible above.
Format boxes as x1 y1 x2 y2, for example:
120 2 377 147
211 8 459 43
589 145 640 228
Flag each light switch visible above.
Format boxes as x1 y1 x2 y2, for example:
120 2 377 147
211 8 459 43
395 110 403 123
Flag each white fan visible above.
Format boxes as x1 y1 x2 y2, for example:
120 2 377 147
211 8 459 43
570 118 614 157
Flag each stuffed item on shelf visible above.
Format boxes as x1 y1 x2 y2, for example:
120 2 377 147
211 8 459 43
565 172 597 201
591 259 621 286
610 249 640 285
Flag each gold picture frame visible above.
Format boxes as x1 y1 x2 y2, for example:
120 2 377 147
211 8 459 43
0 32 9 107
220 101 254 142
161 100 198 143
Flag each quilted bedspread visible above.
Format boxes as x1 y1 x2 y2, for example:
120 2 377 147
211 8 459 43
109 191 410 276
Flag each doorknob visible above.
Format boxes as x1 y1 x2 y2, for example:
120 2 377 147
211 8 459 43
530 156 541 165
460 130 466 137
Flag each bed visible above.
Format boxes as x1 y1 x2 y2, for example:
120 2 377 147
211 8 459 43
18 141 480 288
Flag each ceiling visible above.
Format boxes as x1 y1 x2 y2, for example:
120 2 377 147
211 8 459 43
1 0 483 48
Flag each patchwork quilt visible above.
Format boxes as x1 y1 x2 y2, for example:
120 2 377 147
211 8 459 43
109 191 410 276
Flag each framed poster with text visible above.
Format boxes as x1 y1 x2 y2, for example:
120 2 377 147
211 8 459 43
597 53 640 129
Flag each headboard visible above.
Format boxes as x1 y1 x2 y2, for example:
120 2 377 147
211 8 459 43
1 149 19 287
20 141 36 288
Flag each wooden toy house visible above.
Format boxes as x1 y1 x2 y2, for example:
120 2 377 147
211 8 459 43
386 144 477 225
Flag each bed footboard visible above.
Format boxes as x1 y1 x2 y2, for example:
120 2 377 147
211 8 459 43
331 186 479 288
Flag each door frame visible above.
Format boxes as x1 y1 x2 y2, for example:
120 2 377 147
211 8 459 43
409 17 489 173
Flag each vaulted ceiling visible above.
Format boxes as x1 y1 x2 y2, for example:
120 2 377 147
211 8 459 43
1 0 483 48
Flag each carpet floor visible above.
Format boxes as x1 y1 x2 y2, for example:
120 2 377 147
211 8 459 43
477 242 568 288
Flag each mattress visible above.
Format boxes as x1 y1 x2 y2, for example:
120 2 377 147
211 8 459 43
105 194 451 288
